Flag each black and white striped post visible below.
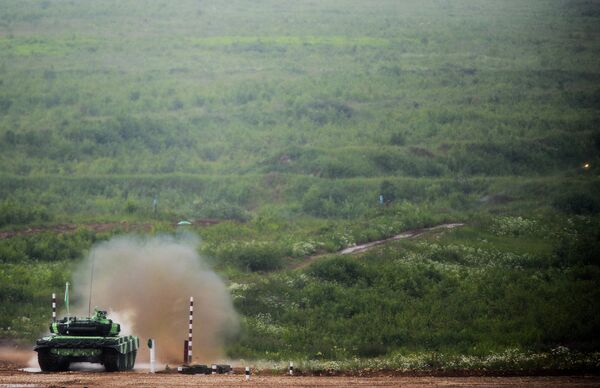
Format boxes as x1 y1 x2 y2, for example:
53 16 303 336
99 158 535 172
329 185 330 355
211 364 217 374
183 340 188 365
51 293 56 322
245 366 250 381
188 296 193 364
289 361 294 376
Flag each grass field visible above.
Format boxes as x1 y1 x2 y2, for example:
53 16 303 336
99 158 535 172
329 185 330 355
0 0 599 372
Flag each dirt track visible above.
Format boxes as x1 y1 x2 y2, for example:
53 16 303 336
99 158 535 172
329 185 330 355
1 355 598 387
338 223 465 255
293 223 465 269
1 370 599 387
0 219 222 240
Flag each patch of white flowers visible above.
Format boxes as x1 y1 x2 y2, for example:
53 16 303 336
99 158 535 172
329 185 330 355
423 242 535 268
248 313 288 336
292 240 319 256
228 282 249 301
253 347 600 373
491 216 545 237
332 232 356 250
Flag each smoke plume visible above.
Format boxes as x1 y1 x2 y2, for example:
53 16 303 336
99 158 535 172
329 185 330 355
70 234 238 364
0 346 34 368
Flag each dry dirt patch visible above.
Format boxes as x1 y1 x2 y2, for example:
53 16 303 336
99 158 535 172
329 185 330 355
1 371 599 388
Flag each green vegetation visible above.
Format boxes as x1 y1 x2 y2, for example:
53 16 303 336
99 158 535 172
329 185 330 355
0 0 599 371
228 218 600 360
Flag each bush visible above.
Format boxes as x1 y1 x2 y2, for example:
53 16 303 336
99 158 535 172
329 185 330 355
217 241 283 271
490 216 541 237
0 201 52 227
380 180 396 203
0 229 104 263
198 202 251 222
553 217 600 267
308 256 371 287
553 192 600 215
389 131 406 146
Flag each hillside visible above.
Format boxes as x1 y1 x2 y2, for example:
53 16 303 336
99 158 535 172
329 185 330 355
0 0 599 371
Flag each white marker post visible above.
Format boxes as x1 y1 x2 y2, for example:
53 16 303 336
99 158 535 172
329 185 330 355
188 296 193 364
148 339 156 373
51 293 56 322
212 364 217 374
289 361 294 376
245 366 250 381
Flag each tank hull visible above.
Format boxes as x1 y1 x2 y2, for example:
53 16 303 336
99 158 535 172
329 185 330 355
34 335 139 372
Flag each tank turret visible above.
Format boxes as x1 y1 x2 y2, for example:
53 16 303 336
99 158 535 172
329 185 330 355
51 309 121 337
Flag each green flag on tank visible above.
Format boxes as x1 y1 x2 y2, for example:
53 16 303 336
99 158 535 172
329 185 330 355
64 282 70 317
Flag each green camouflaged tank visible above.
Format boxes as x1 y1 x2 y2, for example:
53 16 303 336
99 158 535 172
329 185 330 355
34 309 139 372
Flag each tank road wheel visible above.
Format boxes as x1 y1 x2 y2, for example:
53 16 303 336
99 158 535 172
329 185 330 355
129 350 137 370
103 349 120 372
124 351 135 370
123 351 131 370
105 349 136 372
38 349 70 372
119 352 128 370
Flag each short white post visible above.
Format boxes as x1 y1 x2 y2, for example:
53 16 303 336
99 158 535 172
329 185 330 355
289 361 293 375
212 364 217 374
148 338 156 373
245 366 250 381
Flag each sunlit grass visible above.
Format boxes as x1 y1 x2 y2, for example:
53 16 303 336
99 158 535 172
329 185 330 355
188 35 390 47
0 36 102 56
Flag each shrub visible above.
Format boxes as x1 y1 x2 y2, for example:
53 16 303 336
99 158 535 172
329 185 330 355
217 241 284 271
0 201 52 227
199 202 251 222
490 216 541 237
553 192 600 215
380 180 396 203
390 131 406 146
553 217 600 266
308 256 371 287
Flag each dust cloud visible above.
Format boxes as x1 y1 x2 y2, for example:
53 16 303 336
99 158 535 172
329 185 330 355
70 234 238 365
0 346 35 368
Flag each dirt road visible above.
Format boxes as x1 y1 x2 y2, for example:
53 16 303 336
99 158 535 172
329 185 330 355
0 370 599 387
1 354 598 387
293 222 464 269
339 223 465 255
0 219 221 240
0 222 151 240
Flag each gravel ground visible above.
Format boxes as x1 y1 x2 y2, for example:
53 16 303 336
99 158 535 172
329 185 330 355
1 370 599 388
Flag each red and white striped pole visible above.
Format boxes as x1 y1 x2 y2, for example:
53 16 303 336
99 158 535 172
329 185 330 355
52 293 56 322
188 296 193 364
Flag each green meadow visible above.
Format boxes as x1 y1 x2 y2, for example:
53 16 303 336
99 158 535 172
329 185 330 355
0 0 599 371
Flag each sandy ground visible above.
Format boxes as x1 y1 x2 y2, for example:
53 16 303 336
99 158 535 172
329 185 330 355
1 368 599 388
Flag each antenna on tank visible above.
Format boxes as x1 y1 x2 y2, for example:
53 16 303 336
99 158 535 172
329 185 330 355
64 282 70 318
88 251 96 317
